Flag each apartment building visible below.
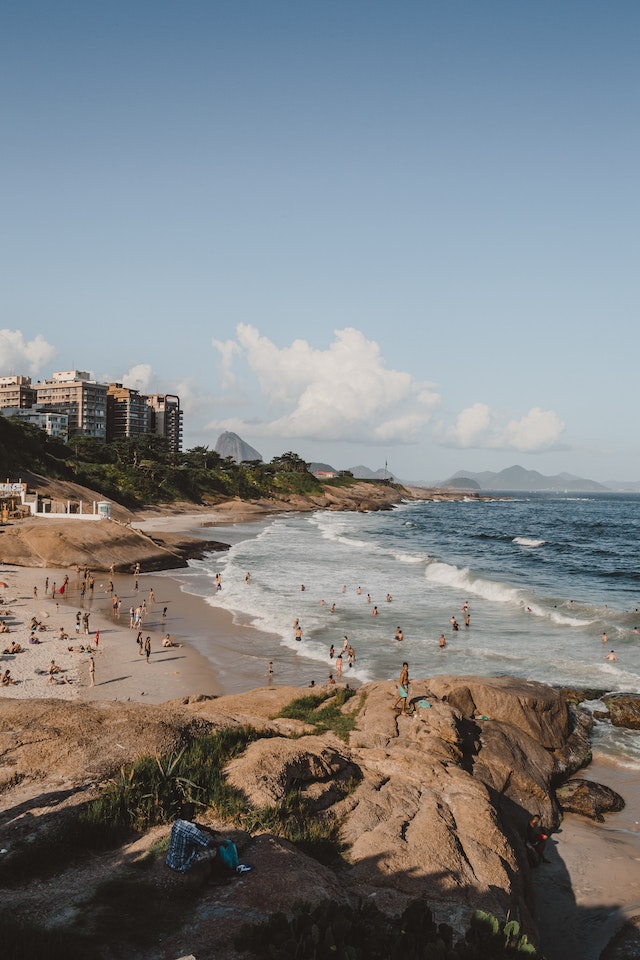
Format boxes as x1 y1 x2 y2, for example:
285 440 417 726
2 370 184 448
0 376 37 410
35 371 108 440
1 405 69 441
106 384 152 441
146 394 183 452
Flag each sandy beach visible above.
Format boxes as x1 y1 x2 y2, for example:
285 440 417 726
3 506 640 957
0 560 223 704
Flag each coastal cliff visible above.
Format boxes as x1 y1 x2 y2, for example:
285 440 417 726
0 676 595 958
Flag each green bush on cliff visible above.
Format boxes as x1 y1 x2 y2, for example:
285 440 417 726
235 900 541 959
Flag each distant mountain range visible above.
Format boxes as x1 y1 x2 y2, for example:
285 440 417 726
442 465 640 492
213 434 640 492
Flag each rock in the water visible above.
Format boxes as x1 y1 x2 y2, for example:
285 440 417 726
556 778 625 821
601 694 640 730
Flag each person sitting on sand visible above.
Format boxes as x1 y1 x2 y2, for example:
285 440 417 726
58 627 69 640
327 673 336 685
0 622 10 634
162 635 183 648
29 634 41 645
1 669 15 685
165 802 251 879
4 641 22 654
48 659 62 675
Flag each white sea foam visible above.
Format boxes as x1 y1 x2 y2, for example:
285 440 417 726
172 495 640 768
425 561 525 605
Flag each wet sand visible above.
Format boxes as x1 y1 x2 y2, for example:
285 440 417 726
531 756 640 959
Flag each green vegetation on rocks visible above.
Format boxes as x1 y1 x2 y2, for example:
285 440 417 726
235 899 540 959
275 687 360 741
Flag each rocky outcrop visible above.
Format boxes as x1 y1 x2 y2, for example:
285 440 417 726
556 779 625 821
225 736 360 811
0 676 605 954
0 518 228 571
599 693 640 730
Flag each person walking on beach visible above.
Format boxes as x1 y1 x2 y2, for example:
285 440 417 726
89 656 95 687
144 635 151 663
137 631 144 655
82 612 90 635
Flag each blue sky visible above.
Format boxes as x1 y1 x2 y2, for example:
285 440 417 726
2 1 638 482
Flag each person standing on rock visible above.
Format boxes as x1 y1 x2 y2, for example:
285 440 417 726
394 662 410 714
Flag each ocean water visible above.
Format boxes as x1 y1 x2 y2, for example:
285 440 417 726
168 493 640 768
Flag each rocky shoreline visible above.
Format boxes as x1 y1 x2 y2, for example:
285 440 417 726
0 675 629 959
0 477 482 572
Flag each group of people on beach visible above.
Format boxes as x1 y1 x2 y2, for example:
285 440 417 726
0 556 187 695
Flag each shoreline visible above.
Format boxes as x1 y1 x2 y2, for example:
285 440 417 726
3 507 640 956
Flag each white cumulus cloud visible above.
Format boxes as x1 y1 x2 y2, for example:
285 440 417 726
437 403 565 452
121 363 154 393
0 329 56 376
208 325 440 444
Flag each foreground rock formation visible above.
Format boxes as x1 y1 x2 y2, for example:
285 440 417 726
0 676 598 959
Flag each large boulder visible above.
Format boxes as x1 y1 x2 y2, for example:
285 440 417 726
224 735 359 810
601 694 640 730
556 778 625 821
427 676 571 748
